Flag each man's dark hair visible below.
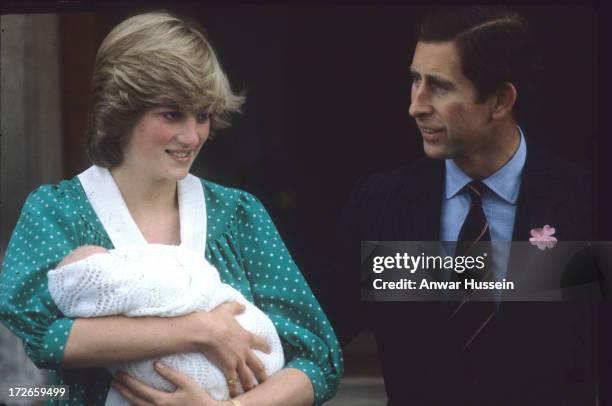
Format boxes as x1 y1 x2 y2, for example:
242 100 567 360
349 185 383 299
416 6 543 119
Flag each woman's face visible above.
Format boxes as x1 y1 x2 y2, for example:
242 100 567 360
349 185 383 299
120 106 210 183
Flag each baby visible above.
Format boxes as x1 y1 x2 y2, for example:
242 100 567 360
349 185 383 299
48 244 285 405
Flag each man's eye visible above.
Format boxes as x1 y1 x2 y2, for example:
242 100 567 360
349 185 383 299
428 82 450 95
196 112 209 123
433 85 449 95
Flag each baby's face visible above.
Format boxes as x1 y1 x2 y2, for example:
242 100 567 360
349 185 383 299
58 245 109 268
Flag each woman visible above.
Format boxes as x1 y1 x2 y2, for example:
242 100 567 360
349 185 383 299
0 11 342 406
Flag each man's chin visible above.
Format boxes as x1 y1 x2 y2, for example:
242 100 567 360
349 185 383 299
423 142 451 160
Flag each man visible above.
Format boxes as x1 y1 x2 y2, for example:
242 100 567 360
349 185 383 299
335 6 597 405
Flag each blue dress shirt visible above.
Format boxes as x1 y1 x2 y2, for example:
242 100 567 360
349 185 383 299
440 126 527 281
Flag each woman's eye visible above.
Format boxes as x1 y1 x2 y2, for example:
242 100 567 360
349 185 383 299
196 112 209 123
162 111 182 121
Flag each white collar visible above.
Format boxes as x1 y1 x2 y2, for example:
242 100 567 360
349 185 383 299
78 165 206 253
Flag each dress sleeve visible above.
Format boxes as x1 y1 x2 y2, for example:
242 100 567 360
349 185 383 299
0 185 81 369
235 192 343 405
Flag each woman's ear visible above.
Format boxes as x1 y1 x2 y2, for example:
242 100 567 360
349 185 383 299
491 82 517 121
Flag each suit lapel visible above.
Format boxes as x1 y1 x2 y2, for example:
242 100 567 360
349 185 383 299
512 146 565 241
508 145 566 283
395 159 445 241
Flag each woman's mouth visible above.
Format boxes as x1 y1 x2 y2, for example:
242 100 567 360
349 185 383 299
165 149 192 162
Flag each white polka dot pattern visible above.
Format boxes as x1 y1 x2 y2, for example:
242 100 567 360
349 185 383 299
0 178 343 405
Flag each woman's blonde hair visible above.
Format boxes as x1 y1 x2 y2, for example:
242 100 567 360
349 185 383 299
86 11 244 168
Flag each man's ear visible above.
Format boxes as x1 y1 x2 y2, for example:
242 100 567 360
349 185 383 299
491 82 517 120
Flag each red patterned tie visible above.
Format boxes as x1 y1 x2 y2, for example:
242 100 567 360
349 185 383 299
451 180 496 350
457 181 491 248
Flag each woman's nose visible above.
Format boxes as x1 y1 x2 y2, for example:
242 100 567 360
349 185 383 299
179 115 203 145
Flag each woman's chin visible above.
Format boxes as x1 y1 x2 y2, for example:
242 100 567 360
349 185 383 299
167 161 195 179
158 167 191 182
171 170 190 181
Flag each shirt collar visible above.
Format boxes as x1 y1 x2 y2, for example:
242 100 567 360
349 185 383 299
444 126 527 204
77 165 207 253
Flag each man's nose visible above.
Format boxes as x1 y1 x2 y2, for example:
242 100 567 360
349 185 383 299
408 86 433 117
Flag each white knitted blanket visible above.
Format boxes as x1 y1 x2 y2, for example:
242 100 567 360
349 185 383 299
47 244 284 404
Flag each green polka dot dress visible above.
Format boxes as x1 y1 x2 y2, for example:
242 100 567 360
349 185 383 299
0 176 343 405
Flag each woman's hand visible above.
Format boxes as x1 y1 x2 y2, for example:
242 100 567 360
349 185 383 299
111 362 234 406
188 302 271 396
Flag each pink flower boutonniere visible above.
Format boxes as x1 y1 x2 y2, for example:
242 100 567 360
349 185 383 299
529 225 558 250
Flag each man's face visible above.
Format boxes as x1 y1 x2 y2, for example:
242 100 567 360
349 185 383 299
409 41 495 160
